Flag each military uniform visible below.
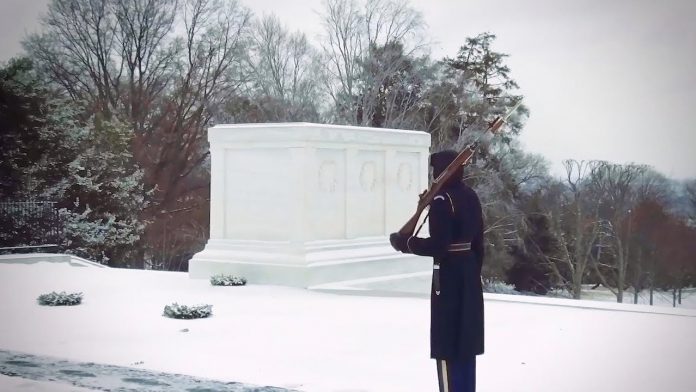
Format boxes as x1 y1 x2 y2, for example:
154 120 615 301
390 150 485 392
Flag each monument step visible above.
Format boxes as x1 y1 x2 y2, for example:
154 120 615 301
189 252 432 288
309 270 432 296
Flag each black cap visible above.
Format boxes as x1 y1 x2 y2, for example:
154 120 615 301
430 150 463 186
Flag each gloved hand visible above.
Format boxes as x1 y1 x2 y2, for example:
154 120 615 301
389 232 410 253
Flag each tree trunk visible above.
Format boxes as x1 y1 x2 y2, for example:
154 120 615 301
649 257 656 306
615 236 625 303
572 200 583 301
673 288 677 307
633 249 642 305
572 273 582 300
678 286 682 305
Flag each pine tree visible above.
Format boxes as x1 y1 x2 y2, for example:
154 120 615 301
506 192 557 294
0 58 147 265
0 57 79 199
55 117 148 266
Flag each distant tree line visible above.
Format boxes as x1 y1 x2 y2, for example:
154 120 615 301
1 0 694 303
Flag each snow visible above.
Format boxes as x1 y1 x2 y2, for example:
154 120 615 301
0 375 93 392
1 262 695 392
566 284 696 308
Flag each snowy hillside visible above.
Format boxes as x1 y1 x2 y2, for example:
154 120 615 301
1 262 695 392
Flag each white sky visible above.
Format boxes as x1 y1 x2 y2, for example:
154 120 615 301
2 0 695 179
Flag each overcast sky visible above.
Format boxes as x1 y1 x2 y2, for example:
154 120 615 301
2 0 695 179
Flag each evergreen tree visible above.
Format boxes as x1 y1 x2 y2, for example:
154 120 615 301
506 192 557 294
421 33 527 149
356 41 429 128
0 58 146 265
0 57 78 199
55 117 147 265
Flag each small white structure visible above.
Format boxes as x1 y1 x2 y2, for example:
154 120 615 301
0 253 107 268
188 123 432 287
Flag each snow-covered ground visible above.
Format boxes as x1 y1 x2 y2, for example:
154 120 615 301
0 375 93 392
567 284 696 308
1 262 695 392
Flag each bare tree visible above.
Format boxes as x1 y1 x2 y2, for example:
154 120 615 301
26 0 120 111
363 0 423 47
493 141 550 192
539 160 602 299
25 0 253 268
634 167 670 204
588 162 647 303
244 14 322 121
25 0 252 204
114 0 179 132
624 168 672 303
25 0 181 121
318 0 425 124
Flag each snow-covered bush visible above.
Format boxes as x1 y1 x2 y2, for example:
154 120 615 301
210 274 247 286
546 288 573 299
482 279 522 295
37 291 83 306
55 118 148 266
163 303 212 319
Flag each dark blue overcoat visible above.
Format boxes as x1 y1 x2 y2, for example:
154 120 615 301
405 152 485 360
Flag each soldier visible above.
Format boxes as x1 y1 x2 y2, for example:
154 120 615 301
390 149 485 392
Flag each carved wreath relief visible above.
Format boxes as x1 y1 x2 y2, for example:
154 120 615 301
359 161 377 192
318 161 337 192
397 162 413 191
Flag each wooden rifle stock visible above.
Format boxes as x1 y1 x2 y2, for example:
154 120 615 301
396 101 522 239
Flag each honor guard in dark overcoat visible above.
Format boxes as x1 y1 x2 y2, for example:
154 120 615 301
390 150 485 392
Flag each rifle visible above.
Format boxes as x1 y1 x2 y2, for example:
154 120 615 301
393 100 523 245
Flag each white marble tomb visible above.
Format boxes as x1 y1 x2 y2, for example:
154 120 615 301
188 122 432 287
